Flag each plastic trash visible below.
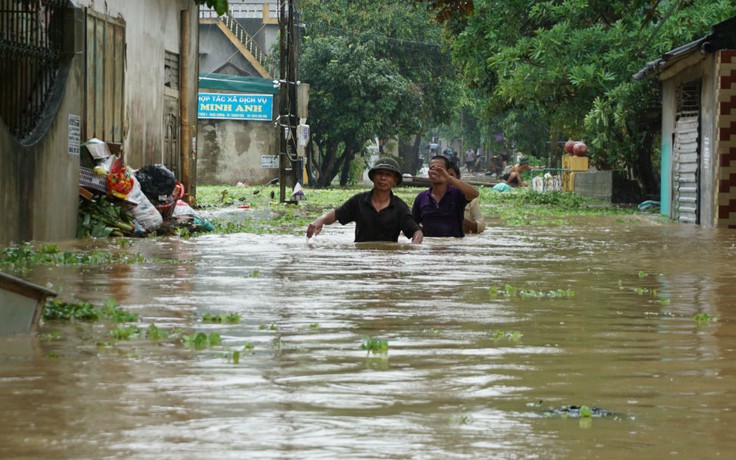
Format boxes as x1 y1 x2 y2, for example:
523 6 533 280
135 164 177 197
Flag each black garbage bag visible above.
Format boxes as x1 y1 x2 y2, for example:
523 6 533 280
135 164 176 197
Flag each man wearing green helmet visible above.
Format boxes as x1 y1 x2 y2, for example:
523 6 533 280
306 157 423 243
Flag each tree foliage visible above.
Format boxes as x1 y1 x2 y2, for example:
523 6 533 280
193 0 229 16
451 0 736 193
300 0 462 186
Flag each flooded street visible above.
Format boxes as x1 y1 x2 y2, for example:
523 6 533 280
3 215 736 459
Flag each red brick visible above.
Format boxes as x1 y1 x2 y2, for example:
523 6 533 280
723 72 736 89
723 50 736 63
722 97 736 115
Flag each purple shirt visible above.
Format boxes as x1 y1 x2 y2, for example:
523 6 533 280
412 185 468 237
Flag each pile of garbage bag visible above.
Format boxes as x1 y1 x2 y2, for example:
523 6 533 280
78 139 213 238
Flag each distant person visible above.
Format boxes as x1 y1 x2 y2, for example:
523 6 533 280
450 150 460 167
464 148 476 173
306 157 423 243
443 147 453 162
448 164 485 234
502 157 531 187
500 150 510 172
474 147 484 172
412 155 479 237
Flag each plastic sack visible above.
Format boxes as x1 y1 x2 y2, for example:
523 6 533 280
106 159 134 199
173 199 196 217
135 164 177 198
124 176 163 231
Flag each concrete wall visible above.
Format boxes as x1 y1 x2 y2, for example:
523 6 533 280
573 171 644 204
0 7 84 247
196 118 278 185
573 171 612 202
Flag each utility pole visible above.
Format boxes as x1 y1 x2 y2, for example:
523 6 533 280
277 0 300 202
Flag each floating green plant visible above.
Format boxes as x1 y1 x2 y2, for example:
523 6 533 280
227 342 256 364
183 332 222 349
145 324 167 340
201 312 241 324
244 269 261 278
490 330 523 342
693 312 718 324
361 336 389 354
43 297 138 322
109 325 141 340
0 242 146 269
489 284 574 299
259 323 278 330
634 286 657 296
38 331 61 341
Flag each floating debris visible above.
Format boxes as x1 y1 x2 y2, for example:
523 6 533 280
543 405 613 419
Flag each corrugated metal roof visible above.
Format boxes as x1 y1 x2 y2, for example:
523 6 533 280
633 15 736 80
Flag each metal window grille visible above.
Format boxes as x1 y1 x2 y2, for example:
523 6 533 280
0 0 68 141
676 82 700 115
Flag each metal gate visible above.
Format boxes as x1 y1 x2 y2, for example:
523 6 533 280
672 83 700 224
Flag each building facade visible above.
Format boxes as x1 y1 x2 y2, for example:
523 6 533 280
0 0 201 246
636 16 736 227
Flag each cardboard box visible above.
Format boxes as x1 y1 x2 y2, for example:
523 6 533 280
562 155 589 172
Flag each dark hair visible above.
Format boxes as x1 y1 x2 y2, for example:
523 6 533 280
448 163 461 178
430 155 450 169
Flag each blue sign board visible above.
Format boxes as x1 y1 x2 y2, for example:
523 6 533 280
198 93 273 121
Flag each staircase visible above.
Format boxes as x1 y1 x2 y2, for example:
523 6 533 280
218 14 275 78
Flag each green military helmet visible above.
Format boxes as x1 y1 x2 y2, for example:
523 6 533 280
368 157 403 185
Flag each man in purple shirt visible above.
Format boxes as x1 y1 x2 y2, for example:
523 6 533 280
412 155 479 237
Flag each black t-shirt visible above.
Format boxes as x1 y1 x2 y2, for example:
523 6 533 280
335 190 420 242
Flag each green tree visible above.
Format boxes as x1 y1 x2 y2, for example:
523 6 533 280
300 36 417 187
300 0 462 186
451 0 735 194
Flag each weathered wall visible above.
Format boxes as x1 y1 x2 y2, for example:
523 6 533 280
0 1 199 247
0 8 84 247
74 0 192 169
196 118 278 185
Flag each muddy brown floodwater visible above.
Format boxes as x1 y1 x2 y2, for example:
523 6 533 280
2 215 736 459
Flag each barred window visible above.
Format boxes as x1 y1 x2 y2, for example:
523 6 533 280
0 0 69 143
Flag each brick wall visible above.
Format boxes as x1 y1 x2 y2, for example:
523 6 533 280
717 50 736 228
